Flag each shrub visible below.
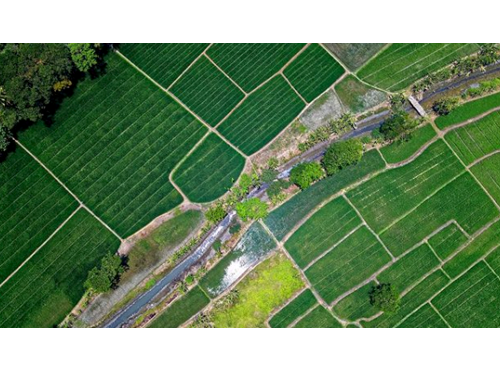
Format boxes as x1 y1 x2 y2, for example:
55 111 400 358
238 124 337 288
369 283 400 314
267 157 279 170
185 274 194 286
212 239 222 254
322 139 363 176
290 162 324 189
236 198 269 221
433 97 460 116
205 204 226 224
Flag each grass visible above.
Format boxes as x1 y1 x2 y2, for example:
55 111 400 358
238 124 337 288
0 209 120 328
209 253 304 328
283 43 345 102
293 305 342 328
332 281 378 322
305 226 392 304
428 223 468 260
357 43 480 91
148 285 210 328
206 43 305 92
265 150 385 241
199 222 276 298
445 111 500 165
363 270 449 328
217 75 305 155
443 220 500 278
268 289 317 328
118 43 208 88
334 75 387 114
0 149 78 283
18 53 207 237
172 134 245 203
472 152 500 204
323 43 386 71
377 244 440 292
381 173 499 256
432 262 500 327
379 124 437 164
348 140 464 233
284 196 361 268
397 304 448 328
435 91 500 129
170 56 245 126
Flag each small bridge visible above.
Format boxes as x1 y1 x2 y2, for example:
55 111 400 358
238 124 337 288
408 95 427 117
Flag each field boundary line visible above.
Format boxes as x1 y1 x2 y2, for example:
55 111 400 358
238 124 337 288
165 44 213 91
0 205 82 289
15 139 123 242
343 194 396 261
352 72 393 95
353 43 392 74
467 149 500 169
282 72 307 104
429 302 452 328
287 303 320 328
265 286 308 327
439 105 500 134
319 43 351 74
203 52 248 96
115 50 248 161
484 259 500 282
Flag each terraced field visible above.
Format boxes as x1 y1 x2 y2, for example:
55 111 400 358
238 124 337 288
357 43 480 91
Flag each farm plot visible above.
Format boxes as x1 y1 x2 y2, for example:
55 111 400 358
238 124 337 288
293 305 342 328
381 173 498 256
206 43 305 92
265 150 385 240
472 152 500 204
0 149 78 283
18 53 207 237
323 43 386 71
305 226 392 304
445 111 500 165
432 262 500 327
172 134 245 203
170 56 245 126
397 304 448 328
486 247 500 275
118 43 208 88
428 223 469 260
334 75 387 114
379 124 437 164
332 281 379 322
217 75 305 155
285 196 361 268
347 140 464 233
268 289 317 328
283 43 345 102
148 285 210 328
435 91 500 129
0 209 120 328
199 222 276 298
357 43 480 91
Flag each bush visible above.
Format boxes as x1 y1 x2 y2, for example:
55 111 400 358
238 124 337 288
212 239 222 253
236 198 269 221
433 97 460 116
206 204 226 224
322 139 363 176
290 162 324 190
369 283 400 314
185 274 194 286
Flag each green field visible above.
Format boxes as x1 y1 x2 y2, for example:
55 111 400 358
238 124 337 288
283 43 344 102
380 124 437 164
432 262 500 327
206 43 305 92
293 305 342 328
445 111 500 165
119 43 208 88
170 56 245 126
265 150 385 240
435 91 500 129
172 134 245 203
268 289 317 328
285 197 361 268
199 222 276 297
334 75 387 114
323 43 386 71
0 149 78 282
217 75 305 155
486 247 500 275
332 281 378 322
148 285 210 328
305 226 392 303
428 223 468 260
397 304 448 328
472 152 500 204
18 53 207 237
348 140 464 233
357 43 480 91
0 209 120 328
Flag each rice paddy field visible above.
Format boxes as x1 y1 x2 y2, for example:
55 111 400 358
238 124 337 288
379 124 436 164
357 43 480 91
268 289 317 328
323 43 386 71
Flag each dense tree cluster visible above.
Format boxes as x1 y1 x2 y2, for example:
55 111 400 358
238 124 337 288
369 283 400 314
290 162 324 189
235 198 269 221
84 252 124 293
322 138 363 176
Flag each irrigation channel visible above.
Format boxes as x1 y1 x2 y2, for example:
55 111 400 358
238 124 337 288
102 66 500 327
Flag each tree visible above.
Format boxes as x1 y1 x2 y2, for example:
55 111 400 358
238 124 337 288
369 283 400 314
84 253 124 293
379 111 419 142
236 198 268 221
205 204 226 224
433 97 460 116
322 139 363 176
290 162 324 189
68 43 100 72
260 168 278 183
